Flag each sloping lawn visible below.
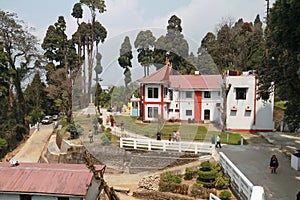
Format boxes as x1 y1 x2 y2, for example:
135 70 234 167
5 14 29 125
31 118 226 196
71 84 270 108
114 115 242 145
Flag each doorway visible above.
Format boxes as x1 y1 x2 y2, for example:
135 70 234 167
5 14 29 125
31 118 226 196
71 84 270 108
204 109 210 120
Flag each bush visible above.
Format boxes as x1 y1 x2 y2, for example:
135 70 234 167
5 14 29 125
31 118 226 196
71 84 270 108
159 171 187 194
215 177 230 190
160 171 182 184
200 161 213 171
159 181 189 194
219 190 232 200
104 132 112 141
184 167 195 180
197 169 218 180
101 132 112 145
106 127 112 132
66 124 83 139
190 184 217 199
101 135 111 145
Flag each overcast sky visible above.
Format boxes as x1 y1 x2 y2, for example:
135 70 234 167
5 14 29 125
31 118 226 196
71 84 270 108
0 0 275 86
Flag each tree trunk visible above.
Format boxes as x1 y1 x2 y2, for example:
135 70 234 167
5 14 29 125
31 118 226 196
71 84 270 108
83 44 87 107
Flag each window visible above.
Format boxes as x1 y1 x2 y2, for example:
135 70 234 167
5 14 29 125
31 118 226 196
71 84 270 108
58 198 69 200
20 195 31 200
245 110 251 117
164 87 168 96
186 110 192 116
169 89 173 100
168 109 173 112
236 88 247 100
175 109 180 113
148 87 159 98
186 91 193 98
204 91 211 98
148 107 158 118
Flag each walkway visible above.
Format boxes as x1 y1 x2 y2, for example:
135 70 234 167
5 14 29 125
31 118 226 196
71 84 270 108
217 133 300 200
14 124 54 162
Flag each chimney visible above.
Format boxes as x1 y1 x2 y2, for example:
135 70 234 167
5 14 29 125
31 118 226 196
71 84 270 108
194 71 200 75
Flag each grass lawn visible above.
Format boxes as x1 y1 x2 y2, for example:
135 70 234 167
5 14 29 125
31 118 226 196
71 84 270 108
114 115 242 145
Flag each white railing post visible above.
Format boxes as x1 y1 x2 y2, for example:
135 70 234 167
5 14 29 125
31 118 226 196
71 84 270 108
133 139 137 149
194 143 198 154
163 142 166 151
178 142 182 152
120 138 123 148
148 141 151 150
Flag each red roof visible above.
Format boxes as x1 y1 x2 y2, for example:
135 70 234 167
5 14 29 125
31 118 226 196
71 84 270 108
0 162 105 196
169 75 222 89
138 64 172 83
137 64 221 89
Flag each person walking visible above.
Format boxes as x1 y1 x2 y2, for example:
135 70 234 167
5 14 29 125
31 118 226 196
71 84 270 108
88 130 93 143
269 155 279 174
215 135 222 148
173 131 177 142
120 121 125 131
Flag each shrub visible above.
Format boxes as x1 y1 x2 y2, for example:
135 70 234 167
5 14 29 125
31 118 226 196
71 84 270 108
159 171 187 194
200 161 213 171
190 183 217 199
160 171 182 184
159 181 188 194
101 132 112 145
101 134 111 145
106 127 112 132
197 161 217 188
184 167 195 180
104 132 112 141
100 125 105 132
219 190 232 200
197 169 218 180
215 177 230 190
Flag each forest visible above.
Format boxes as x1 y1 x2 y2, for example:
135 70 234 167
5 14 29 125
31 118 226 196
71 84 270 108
0 0 299 158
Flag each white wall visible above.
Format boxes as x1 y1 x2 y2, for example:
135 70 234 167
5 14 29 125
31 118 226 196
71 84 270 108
226 75 274 131
201 90 222 122
179 90 194 121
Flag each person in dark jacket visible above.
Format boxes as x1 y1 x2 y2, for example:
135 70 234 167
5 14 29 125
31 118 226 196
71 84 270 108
270 155 279 174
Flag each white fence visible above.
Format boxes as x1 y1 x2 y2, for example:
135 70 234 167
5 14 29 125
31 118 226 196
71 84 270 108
219 152 266 200
209 193 221 200
120 138 213 155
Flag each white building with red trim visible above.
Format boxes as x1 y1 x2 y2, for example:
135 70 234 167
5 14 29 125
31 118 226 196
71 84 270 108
134 64 274 132
137 64 223 123
225 71 274 132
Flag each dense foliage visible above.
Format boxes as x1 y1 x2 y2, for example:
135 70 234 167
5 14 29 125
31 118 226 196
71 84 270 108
0 10 40 158
258 0 300 131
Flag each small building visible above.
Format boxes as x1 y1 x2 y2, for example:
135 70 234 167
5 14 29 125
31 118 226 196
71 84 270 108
225 71 274 132
0 162 106 200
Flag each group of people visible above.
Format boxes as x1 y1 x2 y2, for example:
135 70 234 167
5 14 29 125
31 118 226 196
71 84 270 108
106 116 115 127
156 130 181 142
